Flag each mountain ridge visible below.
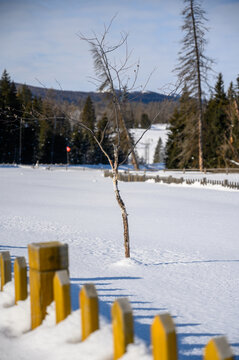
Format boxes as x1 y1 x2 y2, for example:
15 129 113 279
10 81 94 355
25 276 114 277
15 83 177 105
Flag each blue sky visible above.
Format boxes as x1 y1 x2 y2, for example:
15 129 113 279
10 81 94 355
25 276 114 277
0 0 238 94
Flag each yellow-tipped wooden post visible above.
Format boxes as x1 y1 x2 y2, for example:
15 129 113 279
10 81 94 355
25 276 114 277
151 313 177 360
53 270 71 324
28 241 68 329
80 283 99 341
0 251 12 291
204 337 234 360
14 257 27 304
111 298 134 360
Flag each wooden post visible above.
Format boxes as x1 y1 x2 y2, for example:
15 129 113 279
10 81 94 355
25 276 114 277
111 298 134 360
80 283 99 341
14 257 27 303
0 251 12 291
204 337 234 360
151 313 177 360
28 241 68 329
53 270 71 324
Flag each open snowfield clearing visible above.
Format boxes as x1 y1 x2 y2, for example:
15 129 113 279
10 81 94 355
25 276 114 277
0 166 239 360
130 124 169 164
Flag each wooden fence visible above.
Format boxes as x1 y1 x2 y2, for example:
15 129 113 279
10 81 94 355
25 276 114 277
104 170 239 190
0 244 235 360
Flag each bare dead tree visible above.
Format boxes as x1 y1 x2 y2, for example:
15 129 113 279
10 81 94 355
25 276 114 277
175 0 214 171
77 20 142 257
76 19 161 258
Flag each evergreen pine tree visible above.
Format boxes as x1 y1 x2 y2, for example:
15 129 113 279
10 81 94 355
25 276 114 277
165 87 197 168
17 85 40 164
38 99 71 164
70 124 85 164
80 96 97 164
224 78 239 165
203 73 229 167
95 114 113 164
153 137 163 163
81 96 96 132
0 70 20 163
140 113 151 129
175 0 213 170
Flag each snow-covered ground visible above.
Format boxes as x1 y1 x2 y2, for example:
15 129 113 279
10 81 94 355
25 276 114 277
130 124 169 164
0 166 239 360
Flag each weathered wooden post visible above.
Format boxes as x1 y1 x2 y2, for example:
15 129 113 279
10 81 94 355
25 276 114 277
28 241 68 329
204 336 234 360
0 251 12 291
53 270 71 324
111 298 134 360
151 313 177 360
80 283 99 340
14 257 27 303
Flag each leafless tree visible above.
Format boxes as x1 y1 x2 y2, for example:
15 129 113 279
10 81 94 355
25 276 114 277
175 0 214 171
77 19 160 258
77 20 142 257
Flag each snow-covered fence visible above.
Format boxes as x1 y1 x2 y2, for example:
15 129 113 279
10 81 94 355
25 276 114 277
0 244 236 360
28 241 69 329
151 313 177 360
80 283 99 341
53 270 71 324
112 298 134 359
204 337 234 360
104 170 239 190
0 251 11 291
14 256 27 304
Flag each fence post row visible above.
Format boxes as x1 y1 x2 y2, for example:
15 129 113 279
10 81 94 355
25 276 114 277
80 283 99 341
112 298 134 360
28 241 68 329
0 244 236 360
151 313 177 360
204 336 234 360
0 251 11 291
14 256 27 304
53 269 71 324
103 170 239 190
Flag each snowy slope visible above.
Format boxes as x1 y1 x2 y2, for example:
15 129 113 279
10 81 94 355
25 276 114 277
0 167 239 359
130 124 169 164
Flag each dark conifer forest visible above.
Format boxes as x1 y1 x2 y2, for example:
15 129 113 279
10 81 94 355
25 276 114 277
0 69 239 167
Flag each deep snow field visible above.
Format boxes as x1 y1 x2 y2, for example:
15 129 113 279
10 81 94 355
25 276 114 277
131 124 169 164
0 166 239 360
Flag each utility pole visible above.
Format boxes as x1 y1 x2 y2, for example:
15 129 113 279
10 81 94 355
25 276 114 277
19 118 22 164
51 115 57 164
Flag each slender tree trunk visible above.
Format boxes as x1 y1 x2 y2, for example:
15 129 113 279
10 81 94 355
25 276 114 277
191 0 204 171
112 168 130 258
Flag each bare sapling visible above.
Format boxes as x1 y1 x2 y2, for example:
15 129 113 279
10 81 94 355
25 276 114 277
77 18 156 257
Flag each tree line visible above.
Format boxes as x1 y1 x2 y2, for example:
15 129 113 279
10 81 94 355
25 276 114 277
165 73 239 168
0 70 147 165
1 69 239 168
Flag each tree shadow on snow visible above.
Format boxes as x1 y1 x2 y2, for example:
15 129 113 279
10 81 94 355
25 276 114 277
151 259 239 266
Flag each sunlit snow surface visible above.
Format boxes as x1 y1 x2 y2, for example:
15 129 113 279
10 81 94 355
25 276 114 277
0 166 239 360
130 124 169 164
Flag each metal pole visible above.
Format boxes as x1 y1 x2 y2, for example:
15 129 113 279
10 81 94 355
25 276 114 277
19 118 22 164
51 115 57 164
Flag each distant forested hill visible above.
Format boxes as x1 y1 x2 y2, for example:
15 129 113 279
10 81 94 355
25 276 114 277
15 83 177 105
